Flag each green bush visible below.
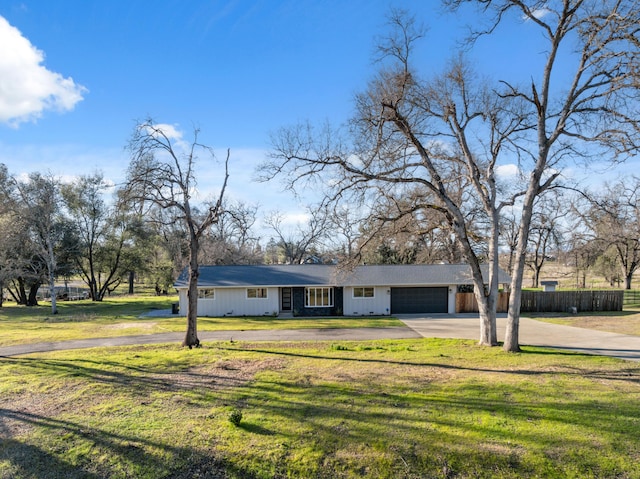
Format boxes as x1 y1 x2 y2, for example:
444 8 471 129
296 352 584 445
228 408 243 427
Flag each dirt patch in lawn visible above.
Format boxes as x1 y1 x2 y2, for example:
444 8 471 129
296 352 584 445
528 311 640 336
148 357 287 392
105 321 158 330
0 386 87 439
567 316 640 335
0 357 286 441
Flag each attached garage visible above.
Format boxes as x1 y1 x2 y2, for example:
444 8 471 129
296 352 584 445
391 287 449 314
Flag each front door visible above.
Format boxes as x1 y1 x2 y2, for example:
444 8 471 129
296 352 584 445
281 287 292 311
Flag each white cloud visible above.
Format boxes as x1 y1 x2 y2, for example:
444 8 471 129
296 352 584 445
279 212 311 226
148 123 183 140
346 153 364 169
496 163 520 178
0 15 86 126
526 7 551 21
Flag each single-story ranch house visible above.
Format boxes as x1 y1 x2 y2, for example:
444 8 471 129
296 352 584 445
174 264 510 317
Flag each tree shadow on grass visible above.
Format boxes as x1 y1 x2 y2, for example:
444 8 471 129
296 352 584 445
0 355 260 397
0 408 257 479
217 345 640 384
0 439 100 479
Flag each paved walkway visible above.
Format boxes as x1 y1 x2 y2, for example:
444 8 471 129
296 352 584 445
0 314 638 361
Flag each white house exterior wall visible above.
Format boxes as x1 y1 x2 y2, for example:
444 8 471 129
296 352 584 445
178 289 187 313
447 287 455 313
342 286 390 316
181 287 279 317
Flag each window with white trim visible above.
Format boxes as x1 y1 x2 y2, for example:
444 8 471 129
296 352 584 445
353 287 375 298
247 288 268 299
305 287 333 307
198 288 215 299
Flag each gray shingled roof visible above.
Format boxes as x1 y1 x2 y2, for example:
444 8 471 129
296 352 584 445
174 264 510 288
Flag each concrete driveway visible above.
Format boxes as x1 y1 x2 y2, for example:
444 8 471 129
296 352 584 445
398 314 640 361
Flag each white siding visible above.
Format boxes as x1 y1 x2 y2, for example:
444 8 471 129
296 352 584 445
343 286 391 316
447 286 455 314
178 287 279 317
178 289 187 314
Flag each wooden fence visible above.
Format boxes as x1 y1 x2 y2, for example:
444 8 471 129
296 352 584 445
456 292 509 313
456 290 624 313
520 290 623 313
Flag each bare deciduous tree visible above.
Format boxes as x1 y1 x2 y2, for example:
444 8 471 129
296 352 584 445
261 13 522 346
201 201 261 265
263 207 330 264
262 2 639 351
443 0 640 351
577 176 640 289
126 120 229 348
525 192 564 288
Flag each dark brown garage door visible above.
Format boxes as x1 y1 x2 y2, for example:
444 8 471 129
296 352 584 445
391 287 448 314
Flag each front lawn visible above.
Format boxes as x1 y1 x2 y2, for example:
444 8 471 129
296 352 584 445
0 298 404 347
1 339 638 478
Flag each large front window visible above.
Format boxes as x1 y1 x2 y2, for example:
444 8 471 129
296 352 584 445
305 287 333 307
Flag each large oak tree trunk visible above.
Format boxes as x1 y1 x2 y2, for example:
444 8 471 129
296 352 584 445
27 283 39 307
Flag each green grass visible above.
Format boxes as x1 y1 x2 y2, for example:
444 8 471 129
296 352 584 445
0 298 404 347
1 339 639 478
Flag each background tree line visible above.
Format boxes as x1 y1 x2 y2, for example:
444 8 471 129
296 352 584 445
2 160 638 310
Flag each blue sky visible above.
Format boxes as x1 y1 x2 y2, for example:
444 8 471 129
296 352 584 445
0 1 635 232
2 1 444 221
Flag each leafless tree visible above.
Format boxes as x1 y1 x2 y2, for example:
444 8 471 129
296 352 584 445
126 120 229 348
200 201 262 265
576 176 640 289
263 207 330 264
444 0 640 351
525 192 564 288
499 208 520 275
262 2 639 350
326 207 363 261
356 194 467 265
261 13 524 346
